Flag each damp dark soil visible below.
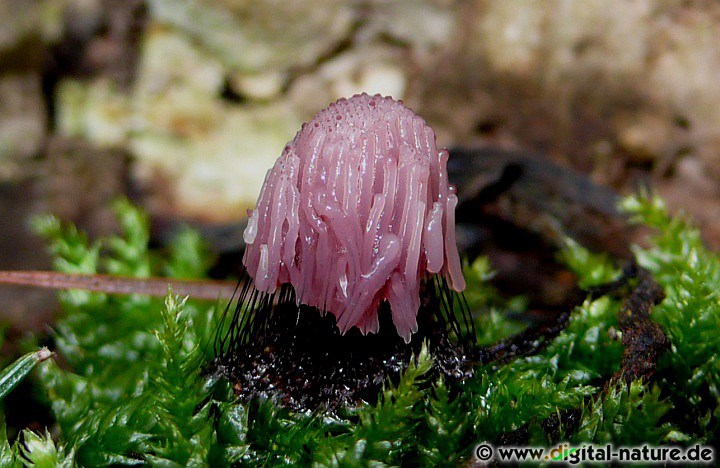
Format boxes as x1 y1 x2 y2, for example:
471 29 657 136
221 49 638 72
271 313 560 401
212 280 476 411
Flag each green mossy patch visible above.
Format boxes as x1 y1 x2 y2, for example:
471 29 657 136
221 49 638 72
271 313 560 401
0 192 717 464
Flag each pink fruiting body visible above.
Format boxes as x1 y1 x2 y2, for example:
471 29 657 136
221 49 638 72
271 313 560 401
242 93 465 342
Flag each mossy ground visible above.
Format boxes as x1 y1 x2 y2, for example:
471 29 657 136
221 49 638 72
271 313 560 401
0 193 718 465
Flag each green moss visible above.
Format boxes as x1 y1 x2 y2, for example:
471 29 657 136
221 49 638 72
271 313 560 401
558 237 621 289
468 295 620 442
2 192 715 464
575 380 673 445
462 257 526 345
622 193 720 443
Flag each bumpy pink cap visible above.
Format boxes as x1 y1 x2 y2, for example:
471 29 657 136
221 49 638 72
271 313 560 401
242 93 465 342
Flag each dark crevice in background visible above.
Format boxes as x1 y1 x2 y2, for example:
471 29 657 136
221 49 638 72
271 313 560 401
219 77 249 104
40 0 148 131
281 16 362 94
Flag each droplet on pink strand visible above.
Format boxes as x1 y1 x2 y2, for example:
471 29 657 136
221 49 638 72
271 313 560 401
242 93 465 343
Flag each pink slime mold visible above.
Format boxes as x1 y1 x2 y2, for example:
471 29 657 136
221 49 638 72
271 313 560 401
242 93 465 342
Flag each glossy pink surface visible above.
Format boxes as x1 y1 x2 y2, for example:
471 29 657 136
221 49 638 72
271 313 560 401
243 93 465 342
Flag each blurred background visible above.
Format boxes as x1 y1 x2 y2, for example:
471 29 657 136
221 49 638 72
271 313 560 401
1 0 720 332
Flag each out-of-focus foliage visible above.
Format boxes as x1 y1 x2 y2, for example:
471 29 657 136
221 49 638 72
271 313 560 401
462 257 526 345
559 237 621 289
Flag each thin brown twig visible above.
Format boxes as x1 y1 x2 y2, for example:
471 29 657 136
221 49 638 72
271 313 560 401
0 270 238 301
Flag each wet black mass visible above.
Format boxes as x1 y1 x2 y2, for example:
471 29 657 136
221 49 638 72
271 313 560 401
210 279 475 411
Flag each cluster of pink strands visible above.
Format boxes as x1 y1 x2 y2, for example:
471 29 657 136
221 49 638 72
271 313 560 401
242 93 465 343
